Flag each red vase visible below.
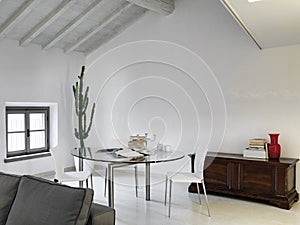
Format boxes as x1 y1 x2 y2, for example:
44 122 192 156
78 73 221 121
268 134 281 159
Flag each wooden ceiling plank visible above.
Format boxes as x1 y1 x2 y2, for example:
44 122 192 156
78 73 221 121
65 2 132 54
20 0 74 46
43 0 105 50
86 9 146 55
126 0 174 15
0 0 41 36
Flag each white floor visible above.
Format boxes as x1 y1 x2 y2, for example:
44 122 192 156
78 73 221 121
49 171 300 225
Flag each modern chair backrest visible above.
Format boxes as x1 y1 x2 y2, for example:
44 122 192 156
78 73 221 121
50 148 65 178
194 149 208 178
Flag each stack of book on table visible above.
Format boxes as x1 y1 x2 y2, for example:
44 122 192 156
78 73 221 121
243 138 268 159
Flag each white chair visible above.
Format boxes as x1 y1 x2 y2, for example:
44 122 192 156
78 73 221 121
164 149 211 218
50 147 94 188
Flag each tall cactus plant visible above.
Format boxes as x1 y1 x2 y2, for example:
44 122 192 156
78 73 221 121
72 66 95 149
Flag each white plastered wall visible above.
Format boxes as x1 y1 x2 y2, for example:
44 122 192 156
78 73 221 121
86 0 300 188
0 39 85 175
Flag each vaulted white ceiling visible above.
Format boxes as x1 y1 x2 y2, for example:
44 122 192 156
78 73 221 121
0 0 174 55
3 0 296 55
220 0 300 49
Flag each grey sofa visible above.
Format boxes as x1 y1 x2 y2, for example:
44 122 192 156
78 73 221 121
0 172 115 225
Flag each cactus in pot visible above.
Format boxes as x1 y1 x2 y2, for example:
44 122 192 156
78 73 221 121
72 66 95 151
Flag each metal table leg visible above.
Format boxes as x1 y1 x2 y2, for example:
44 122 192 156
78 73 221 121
108 164 114 208
107 163 134 208
79 157 83 188
146 162 150 201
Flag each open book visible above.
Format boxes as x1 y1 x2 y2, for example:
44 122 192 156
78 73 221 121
116 148 144 159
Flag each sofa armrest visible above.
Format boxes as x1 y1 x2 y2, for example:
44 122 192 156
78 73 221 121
87 203 115 225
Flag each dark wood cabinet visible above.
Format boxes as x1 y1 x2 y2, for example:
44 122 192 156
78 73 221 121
188 152 299 209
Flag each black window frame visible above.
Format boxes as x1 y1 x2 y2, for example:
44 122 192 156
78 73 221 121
6 106 50 158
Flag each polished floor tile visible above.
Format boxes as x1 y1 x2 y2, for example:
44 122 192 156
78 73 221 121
50 171 300 225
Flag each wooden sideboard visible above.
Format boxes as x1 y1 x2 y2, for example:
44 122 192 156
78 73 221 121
188 152 299 209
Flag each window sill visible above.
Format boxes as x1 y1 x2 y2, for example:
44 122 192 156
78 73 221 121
4 152 51 163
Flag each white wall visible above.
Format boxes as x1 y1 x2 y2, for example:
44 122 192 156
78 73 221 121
0 39 85 175
1 0 299 188
86 0 300 186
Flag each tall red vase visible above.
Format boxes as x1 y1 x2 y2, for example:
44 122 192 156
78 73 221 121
268 134 281 159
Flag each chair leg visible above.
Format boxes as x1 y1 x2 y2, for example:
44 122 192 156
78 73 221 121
196 182 202 205
202 182 211 217
104 168 107 197
168 180 173 218
134 165 138 197
86 179 89 188
164 175 168 205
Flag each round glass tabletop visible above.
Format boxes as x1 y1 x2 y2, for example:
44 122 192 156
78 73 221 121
71 147 185 164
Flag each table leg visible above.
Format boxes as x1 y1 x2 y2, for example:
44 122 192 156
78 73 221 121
79 157 83 188
146 162 150 201
108 164 114 208
107 163 140 208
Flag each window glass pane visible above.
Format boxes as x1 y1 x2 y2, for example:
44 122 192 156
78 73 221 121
30 131 46 149
30 113 45 130
8 133 25 152
6 107 49 157
7 114 25 132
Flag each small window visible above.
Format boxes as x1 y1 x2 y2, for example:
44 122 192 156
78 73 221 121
6 107 50 158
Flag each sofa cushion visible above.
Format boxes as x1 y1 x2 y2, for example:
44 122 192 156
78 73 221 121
5 175 93 225
0 172 21 225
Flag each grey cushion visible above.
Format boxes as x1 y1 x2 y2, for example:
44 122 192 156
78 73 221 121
5 175 93 225
0 172 21 225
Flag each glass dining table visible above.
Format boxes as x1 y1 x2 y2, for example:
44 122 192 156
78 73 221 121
71 147 185 208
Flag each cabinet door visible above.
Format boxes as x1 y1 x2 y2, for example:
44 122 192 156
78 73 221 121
240 163 275 195
204 158 228 190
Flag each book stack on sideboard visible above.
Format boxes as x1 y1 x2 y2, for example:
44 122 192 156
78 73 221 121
243 138 268 159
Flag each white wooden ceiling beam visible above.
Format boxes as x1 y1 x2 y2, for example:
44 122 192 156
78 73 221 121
43 0 105 50
126 0 174 15
86 9 146 55
65 2 132 54
0 0 41 36
20 0 74 46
